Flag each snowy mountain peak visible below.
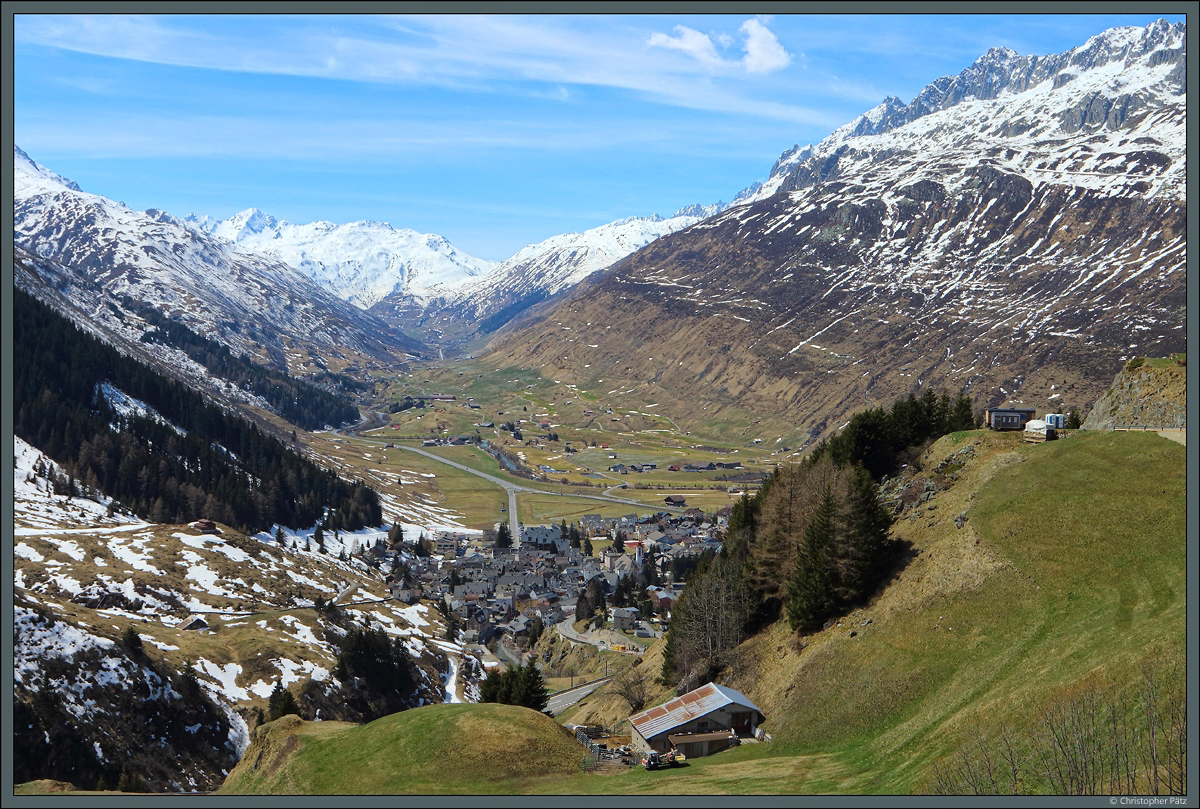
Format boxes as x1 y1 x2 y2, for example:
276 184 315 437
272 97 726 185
975 45 1020 66
742 18 1185 204
222 207 279 238
14 145 83 193
187 209 495 309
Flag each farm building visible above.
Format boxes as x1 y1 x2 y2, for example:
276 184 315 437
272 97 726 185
984 407 1037 430
664 495 686 507
629 683 764 758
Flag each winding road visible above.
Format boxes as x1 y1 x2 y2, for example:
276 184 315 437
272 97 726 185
388 444 685 544
338 412 686 541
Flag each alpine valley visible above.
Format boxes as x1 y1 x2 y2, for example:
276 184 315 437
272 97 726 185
10 18 1188 797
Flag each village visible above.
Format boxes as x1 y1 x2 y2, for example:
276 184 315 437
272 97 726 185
366 508 727 654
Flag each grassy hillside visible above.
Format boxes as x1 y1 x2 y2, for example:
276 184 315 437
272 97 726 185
217 704 587 794
720 429 1186 792
213 429 1186 795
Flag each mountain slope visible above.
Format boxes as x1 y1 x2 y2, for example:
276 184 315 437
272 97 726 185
187 208 495 309
12 432 473 792
488 20 1186 443
374 209 722 346
13 147 426 378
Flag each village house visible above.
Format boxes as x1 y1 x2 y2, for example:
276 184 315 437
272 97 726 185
611 606 640 632
629 683 765 759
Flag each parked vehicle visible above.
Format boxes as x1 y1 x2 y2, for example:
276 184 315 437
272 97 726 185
641 749 685 770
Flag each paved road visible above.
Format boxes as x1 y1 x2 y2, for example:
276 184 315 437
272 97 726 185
555 617 644 656
389 444 685 529
547 678 610 716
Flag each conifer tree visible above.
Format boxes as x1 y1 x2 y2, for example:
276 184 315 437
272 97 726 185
266 681 300 721
832 466 892 606
519 661 549 712
786 488 838 632
950 389 977 431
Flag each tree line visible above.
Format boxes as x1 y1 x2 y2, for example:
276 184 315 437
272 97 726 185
663 388 971 691
14 288 381 533
808 387 977 480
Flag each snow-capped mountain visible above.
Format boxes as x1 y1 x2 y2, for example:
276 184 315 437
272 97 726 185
490 20 1186 442
186 209 495 309
743 18 1185 204
374 206 727 343
13 146 425 379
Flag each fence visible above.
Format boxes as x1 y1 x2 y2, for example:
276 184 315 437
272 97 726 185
576 727 628 771
1112 425 1185 431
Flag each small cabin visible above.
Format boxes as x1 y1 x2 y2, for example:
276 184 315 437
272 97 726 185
984 407 1037 431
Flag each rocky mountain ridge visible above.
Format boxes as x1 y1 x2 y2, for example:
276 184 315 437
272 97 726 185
748 19 1185 203
1080 356 1186 430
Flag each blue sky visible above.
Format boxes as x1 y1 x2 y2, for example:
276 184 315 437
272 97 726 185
13 12 1188 260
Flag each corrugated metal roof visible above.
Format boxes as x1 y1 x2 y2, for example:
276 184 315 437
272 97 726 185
630 683 761 740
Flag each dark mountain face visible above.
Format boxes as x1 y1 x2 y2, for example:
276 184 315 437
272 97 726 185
487 21 1186 442
13 159 426 383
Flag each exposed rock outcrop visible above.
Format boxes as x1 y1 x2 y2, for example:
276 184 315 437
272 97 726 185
1081 358 1186 430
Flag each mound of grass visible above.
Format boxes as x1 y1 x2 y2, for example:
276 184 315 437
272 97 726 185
218 703 588 794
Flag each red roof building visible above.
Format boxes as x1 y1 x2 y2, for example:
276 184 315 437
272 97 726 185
629 683 764 757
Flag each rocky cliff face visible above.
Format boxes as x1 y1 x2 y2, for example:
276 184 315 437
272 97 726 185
1081 358 1186 430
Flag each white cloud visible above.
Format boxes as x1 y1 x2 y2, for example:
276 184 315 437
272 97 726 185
740 17 792 74
647 17 792 75
18 14 818 124
647 25 725 69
